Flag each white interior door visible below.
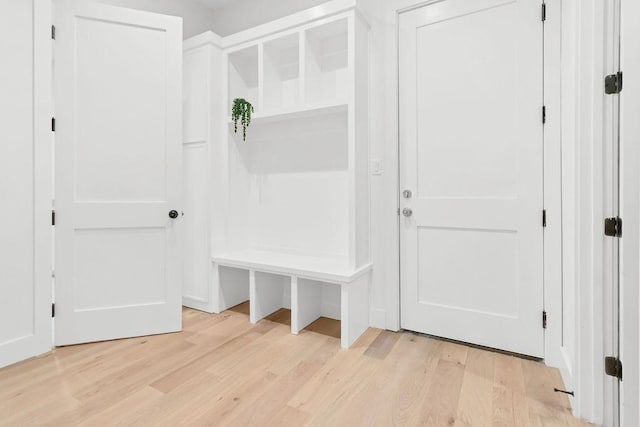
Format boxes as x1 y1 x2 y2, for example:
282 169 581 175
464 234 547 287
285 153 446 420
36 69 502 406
54 0 183 346
399 0 544 357
0 0 52 368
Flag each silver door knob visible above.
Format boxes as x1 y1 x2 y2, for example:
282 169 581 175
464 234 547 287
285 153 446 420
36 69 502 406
402 208 413 217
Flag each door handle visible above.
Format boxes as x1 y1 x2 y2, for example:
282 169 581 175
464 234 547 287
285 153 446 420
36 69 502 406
169 210 179 219
402 208 413 217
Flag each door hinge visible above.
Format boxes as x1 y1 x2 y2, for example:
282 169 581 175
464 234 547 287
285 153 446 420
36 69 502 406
51 303 55 318
542 210 547 227
542 106 547 124
51 117 56 132
51 25 56 40
51 210 56 226
542 311 547 329
541 3 547 21
604 217 622 237
605 71 623 94
605 356 622 380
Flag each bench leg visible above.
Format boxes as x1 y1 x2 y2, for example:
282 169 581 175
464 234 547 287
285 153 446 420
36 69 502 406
341 273 370 349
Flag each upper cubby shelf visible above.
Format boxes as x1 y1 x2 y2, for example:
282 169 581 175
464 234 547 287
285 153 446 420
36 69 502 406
263 33 301 110
228 45 259 111
305 18 348 105
226 14 353 121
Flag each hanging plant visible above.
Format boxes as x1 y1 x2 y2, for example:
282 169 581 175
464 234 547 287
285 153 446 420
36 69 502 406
231 98 254 141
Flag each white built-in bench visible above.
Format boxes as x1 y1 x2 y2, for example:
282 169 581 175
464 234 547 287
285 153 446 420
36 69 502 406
211 250 372 348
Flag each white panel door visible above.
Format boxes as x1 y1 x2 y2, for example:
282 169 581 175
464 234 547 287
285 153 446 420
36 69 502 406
399 0 544 357
54 0 183 346
0 0 52 368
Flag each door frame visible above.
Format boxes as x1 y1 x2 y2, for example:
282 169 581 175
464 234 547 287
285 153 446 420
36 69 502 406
383 0 628 422
620 0 640 424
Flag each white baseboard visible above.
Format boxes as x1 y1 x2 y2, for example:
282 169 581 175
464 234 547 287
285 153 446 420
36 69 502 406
182 296 215 314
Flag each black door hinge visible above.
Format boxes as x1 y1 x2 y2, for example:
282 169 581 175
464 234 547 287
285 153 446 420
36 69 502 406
51 25 56 40
605 71 623 94
542 106 546 124
51 210 56 226
51 303 55 318
604 217 622 237
541 3 547 21
542 210 547 227
605 356 622 380
542 311 547 329
51 117 56 132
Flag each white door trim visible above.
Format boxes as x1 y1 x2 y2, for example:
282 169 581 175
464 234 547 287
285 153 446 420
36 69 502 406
620 0 640 424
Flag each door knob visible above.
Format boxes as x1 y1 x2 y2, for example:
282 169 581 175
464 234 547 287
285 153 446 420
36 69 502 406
402 208 413 217
169 210 179 219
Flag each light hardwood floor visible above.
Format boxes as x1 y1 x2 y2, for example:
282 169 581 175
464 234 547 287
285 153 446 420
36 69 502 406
0 305 591 426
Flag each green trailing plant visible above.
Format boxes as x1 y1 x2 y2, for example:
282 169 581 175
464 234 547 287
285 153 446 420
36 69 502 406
231 98 254 141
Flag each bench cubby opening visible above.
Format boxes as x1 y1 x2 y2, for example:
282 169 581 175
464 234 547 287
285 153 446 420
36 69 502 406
292 278 341 337
250 271 291 324
213 266 250 313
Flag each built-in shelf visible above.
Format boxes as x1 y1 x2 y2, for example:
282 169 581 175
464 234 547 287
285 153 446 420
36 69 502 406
182 5 370 349
227 101 347 127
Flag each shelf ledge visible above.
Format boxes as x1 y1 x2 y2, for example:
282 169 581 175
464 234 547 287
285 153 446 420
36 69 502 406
212 250 372 284
227 102 347 127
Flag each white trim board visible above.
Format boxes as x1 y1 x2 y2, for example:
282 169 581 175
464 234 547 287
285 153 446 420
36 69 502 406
620 0 640 424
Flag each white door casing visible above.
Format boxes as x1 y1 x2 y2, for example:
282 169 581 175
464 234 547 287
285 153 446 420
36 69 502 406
0 0 53 368
620 0 640 424
399 0 544 357
54 0 183 345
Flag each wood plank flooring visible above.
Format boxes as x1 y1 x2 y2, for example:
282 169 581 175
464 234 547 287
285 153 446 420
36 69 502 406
0 305 592 426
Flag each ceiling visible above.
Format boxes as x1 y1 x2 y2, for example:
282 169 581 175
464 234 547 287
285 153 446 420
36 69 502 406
193 0 235 10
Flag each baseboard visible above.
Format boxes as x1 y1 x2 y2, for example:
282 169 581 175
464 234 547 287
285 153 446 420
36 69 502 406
182 296 215 314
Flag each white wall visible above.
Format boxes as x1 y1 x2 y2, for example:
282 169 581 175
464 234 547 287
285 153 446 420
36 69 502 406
94 0 217 38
